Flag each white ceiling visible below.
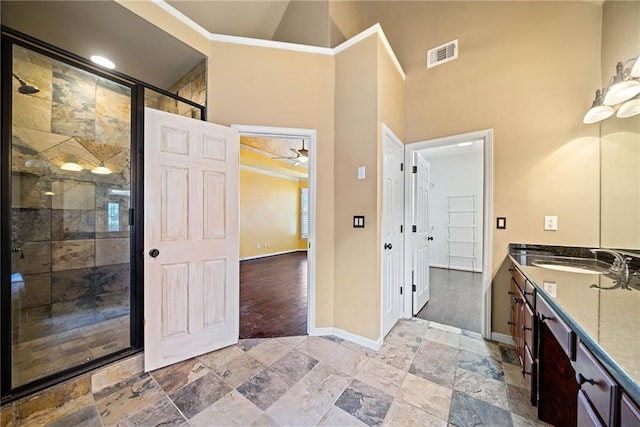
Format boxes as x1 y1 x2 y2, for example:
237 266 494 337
1 1 206 90
420 140 484 160
167 1 291 39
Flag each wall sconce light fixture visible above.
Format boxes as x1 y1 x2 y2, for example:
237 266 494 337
585 56 640 124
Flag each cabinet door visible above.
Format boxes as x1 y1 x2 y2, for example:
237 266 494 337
621 393 640 427
578 390 605 427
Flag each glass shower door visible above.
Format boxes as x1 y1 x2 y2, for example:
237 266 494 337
9 43 132 387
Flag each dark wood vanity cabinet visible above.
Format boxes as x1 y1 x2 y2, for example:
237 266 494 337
509 261 640 427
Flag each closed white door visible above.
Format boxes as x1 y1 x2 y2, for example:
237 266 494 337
413 152 431 314
144 108 239 371
382 129 404 337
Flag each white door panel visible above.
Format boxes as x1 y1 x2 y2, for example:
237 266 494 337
144 108 239 371
382 128 404 337
413 153 431 314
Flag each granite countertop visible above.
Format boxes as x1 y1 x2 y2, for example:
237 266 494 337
508 244 640 404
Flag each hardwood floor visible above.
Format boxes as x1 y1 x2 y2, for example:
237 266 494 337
415 267 482 332
239 252 307 338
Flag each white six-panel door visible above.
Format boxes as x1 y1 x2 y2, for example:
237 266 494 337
381 127 404 337
413 152 431 314
144 108 239 371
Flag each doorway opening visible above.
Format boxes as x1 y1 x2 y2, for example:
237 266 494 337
232 125 316 339
404 129 493 338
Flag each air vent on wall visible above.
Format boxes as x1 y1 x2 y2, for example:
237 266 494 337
426 39 458 68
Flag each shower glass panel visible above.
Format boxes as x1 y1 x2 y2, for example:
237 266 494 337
145 87 202 120
10 44 132 387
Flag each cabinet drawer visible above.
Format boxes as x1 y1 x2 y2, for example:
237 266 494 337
575 341 619 427
523 301 535 352
621 393 640 427
523 278 536 308
537 295 576 360
523 344 537 406
510 263 526 291
578 390 605 427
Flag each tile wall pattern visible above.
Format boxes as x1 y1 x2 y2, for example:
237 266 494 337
0 319 551 426
145 60 206 118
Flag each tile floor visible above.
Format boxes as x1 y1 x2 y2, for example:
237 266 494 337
1 318 550 426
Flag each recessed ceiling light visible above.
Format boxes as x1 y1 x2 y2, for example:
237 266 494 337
457 142 473 147
90 55 116 69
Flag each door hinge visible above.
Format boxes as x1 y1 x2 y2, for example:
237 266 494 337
412 284 417 292
400 163 404 171
400 225 403 233
400 286 403 295
412 225 417 232
412 165 417 173
128 208 134 226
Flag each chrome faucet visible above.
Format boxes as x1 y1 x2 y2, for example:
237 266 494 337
591 248 631 282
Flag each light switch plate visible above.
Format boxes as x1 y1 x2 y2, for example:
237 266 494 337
357 166 366 180
544 215 558 231
543 281 557 297
353 215 365 228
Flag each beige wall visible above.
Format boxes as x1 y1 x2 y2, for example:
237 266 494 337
334 34 380 339
329 1 366 47
272 0 330 47
366 1 602 335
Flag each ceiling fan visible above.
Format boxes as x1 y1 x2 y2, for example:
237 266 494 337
273 140 309 166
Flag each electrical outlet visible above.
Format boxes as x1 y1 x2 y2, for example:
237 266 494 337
544 215 558 231
543 281 557 297
264 243 268 248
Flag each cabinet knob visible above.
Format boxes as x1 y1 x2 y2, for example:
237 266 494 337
539 313 552 322
575 372 596 386
523 290 533 296
507 321 515 326
508 291 515 296
522 325 532 331
523 368 532 377
509 268 515 272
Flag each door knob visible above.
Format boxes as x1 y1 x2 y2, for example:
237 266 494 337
427 236 434 241
384 243 393 250
149 248 160 258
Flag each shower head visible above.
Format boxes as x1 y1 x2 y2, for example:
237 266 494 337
12 73 40 94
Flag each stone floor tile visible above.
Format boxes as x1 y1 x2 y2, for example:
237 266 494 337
511 413 553 426
197 345 245 371
319 335 344 344
334 379 394 426
48 401 101 427
271 349 318 382
424 327 461 349
298 363 353 403
190 390 263 427
213 352 267 388
296 336 341 363
117 397 186 427
449 391 513 426
150 357 210 394
169 372 232 419
0 404 15 427
500 345 520 366
454 368 510 410
318 406 367 426
238 338 265 352
409 353 457 388
383 399 448 427
355 358 407 396
20 396 97 427
503 362 527 389
460 334 502 360
324 344 369 376
371 340 418 372
236 368 295 411
391 318 431 337
266 382 333 426
428 321 462 334
250 413 280 426
506 384 538 421
91 354 144 393
248 339 295 366
95 374 164 426
397 373 452 421
457 350 504 381
273 335 308 347
461 329 483 340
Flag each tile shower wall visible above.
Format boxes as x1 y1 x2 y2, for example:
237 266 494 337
145 60 206 118
11 45 131 347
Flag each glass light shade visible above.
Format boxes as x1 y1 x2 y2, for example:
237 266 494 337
297 155 309 163
90 55 115 69
60 162 82 171
631 57 640 78
616 98 640 118
583 105 614 124
603 80 640 105
91 165 112 175
43 191 55 196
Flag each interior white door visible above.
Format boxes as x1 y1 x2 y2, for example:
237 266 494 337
413 152 431 314
144 108 239 371
382 130 404 337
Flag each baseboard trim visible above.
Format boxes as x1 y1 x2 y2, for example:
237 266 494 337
491 332 515 346
240 249 306 261
430 263 483 273
308 327 382 351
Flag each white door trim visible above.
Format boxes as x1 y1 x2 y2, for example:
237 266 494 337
403 129 494 339
231 124 317 334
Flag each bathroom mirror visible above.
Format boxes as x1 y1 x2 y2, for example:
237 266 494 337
599 1 640 250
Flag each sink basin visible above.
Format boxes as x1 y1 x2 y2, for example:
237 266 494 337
530 257 611 275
